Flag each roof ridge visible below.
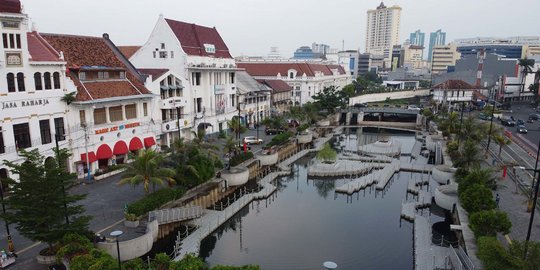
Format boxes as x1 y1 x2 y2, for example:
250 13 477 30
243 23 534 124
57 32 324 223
40 32 103 39
33 31 61 59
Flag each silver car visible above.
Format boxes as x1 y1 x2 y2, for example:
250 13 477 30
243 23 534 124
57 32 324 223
243 136 263 145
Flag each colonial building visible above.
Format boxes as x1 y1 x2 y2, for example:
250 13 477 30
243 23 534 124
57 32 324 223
128 16 239 138
235 71 271 128
0 1 70 181
432 80 477 106
42 33 157 180
237 61 350 106
257 79 292 114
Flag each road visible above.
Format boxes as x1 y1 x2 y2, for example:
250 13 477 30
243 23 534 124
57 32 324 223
500 101 540 149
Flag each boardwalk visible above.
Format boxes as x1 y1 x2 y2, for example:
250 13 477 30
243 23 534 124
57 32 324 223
414 215 452 270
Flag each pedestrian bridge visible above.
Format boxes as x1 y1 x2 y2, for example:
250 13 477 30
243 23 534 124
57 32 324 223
351 107 421 115
148 206 203 225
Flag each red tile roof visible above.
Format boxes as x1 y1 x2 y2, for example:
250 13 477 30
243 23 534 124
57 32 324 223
0 0 21 14
26 32 62 62
257 79 292 93
238 63 346 77
433 80 476 90
118 46 141 59
41 33 150 102
138 68 169 81
165 18 232 59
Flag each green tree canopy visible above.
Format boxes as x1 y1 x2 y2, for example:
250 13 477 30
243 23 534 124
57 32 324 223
311 86 347 113
316 143 337 163
118 149 176 194
469 209 512 237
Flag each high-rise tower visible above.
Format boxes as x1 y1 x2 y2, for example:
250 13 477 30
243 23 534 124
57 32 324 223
365 2 402 66
428 29 446 61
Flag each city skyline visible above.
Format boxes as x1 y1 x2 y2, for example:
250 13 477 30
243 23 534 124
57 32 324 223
19 0 540 57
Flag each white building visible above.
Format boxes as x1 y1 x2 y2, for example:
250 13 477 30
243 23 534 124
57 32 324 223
365 2 402 66
432 80 476 105
337 50 359 78
432 44 461 74
128 16 239 139
235 71 271 128
0 1 71 181
237 61 351 106
42 33 158 180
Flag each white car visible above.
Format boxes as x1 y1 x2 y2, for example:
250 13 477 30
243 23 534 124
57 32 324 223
243 136 263 145
407 105 421 111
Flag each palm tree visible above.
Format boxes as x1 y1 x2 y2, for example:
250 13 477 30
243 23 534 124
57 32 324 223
518 58 535 99
60 92 76 105
191 129 219 158
493 134 512 157
458 139 483 169
118 149 175 194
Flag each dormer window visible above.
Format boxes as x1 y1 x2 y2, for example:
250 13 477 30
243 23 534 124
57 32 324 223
161 43 165 50
98 71 109 79
79 72 86 81
288 69 297 79
119 71 126 79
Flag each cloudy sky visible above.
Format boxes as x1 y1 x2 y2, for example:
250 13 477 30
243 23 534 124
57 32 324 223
21 0 540 58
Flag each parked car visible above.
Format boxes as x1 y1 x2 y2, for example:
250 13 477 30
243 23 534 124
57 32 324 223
243 136 263 145
529 113 540 120
516 119 525 126
517 125 528 134
500 117 516 127
478 113 492 121
527 118 534 123
407 105 421 111
353 103 368 108
265 128 284 135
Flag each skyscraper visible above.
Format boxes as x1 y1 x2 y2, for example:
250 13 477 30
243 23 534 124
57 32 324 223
365 2 402 66
428 29 446 61
409 30 425 47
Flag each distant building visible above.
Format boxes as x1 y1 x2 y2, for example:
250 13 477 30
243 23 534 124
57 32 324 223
431 44 461 74
428 30 446 61
338 50 359 77
454 36 540 59
268 47 281 59
432 80 477 106
312 43 336 55
365 2 402 66
391 44 424 70
358 53 385 75
410 30 425 47
293 46 315 59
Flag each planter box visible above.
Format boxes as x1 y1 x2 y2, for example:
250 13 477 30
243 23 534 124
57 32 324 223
124 220 140 228
221 166 249 186
297 133 313 144
37 254 56 265
256 152 279 166
431 165 456 184
317 119 330 127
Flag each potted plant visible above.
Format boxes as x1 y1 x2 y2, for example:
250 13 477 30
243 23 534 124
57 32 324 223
124 213 140 228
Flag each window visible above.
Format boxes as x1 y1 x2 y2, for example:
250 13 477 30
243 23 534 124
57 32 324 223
16 72 24 92
125 104 137 119
39 119 52 144
289 72 294 79
53 72 60 89
161 43 165 49
109 106 123 122
0 127 4 154
2 21 19 28
9 34 14 48
159 51 168 58
170 51 174 58
161 110 167 121
94 108 107 125
79 110 86 126
230 94 235 107
54 118 65 141
230 72 235 84
44 72 51 89
34 72 42 90
98 71 109 79
15 34 20 49
119 71 125 79
192 72 201 86
196 98 203 113
143 103 148 117
13 123 31 149
79 72 86 81
2 33 7 48
6 73 15 92
169 108 177 120
153 51 156 58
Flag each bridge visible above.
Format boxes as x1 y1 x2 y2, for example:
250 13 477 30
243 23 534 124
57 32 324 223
351 107 421 115
148 206 203 225
348 89 431 106
336 108 425 130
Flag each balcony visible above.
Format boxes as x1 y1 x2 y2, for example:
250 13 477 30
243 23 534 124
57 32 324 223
161 96 186 109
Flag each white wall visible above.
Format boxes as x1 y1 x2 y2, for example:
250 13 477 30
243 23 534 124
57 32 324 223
348 89 431 105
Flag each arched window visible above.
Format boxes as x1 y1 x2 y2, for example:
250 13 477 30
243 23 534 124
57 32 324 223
53 72 60 89
44 72 51 89
16 72 25 92
34 72 42 90
6 73 15 92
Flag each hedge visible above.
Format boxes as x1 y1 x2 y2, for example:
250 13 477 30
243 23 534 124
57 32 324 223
229 151 254 167
126 187 185 217
266 131 292 147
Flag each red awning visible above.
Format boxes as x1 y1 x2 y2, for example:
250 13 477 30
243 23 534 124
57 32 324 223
113 141 128 155
129 137 144 151
80 152 97 163
96 144 113 160
144 137 156 148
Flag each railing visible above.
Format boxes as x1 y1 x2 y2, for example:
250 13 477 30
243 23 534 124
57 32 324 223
148 206 203 225
449 246 475 270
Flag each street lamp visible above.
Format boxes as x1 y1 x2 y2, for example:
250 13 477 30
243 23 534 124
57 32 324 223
110 230 123 269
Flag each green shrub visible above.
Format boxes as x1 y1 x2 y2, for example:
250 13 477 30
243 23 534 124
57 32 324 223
71 248 117 270
229 151 254 167
123 258 146 270
477 237 524 270
56 233 93 263
126 187 185 216
297 123 309 133
459 183 496 213
470 210 512 237
266 131 292 147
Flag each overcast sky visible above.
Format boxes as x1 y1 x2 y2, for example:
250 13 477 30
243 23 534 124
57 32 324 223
21 0 540 58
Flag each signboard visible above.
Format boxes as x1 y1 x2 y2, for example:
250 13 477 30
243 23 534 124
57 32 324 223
95 122 140 134
204 44 216 54
214 84 226 95
2 98 49 110
215 94 225 115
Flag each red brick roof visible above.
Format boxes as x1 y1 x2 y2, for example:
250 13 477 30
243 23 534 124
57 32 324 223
433 80 476 90
118 46 141 59
41 33 150 102
257 79 292 93
0 0 21 13
27 32 62 62
165 18 232 58
138 68 169 81
238 63 346 77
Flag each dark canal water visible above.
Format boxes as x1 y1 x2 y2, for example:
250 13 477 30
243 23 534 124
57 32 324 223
199 129 432 270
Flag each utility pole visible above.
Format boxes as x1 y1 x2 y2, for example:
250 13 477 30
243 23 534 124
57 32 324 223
83 124 92 184
256 92 259 140
485 99 496 156
55 133 70 226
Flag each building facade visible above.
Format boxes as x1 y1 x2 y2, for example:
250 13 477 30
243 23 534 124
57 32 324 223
409 30 425 47
431 44 461 74
0 2 72 181
364 2 401 65
235 71 271 128
128 16 239 140
453 36 540 59
337 50 359 77
428 29 446 61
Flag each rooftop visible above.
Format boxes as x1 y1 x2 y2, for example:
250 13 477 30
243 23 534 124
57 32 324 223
26 32 62 62
433 79 476 90
257 79 292 93
138 68 170 81
118 46 141 59
0 0 21 14
238 62 346 77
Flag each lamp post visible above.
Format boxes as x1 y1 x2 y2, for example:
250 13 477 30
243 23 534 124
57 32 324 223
110 230 123 270
256 91 260 141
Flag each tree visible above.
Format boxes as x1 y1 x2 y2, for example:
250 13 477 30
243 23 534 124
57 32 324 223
469 209 512 237
456 139 483 169
227 117 247 137
494 133 512 157
118 149 176 194
2 149 91 254
316 143 337 163
60 92 76 105
342 84 356 102
508 240 540 270
311 86 347 113
519 58 535 98
459 183 496 213
419 80 431 89
477 237 525 270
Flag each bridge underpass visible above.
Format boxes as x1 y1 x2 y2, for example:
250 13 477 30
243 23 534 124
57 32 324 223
337 108 424 130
